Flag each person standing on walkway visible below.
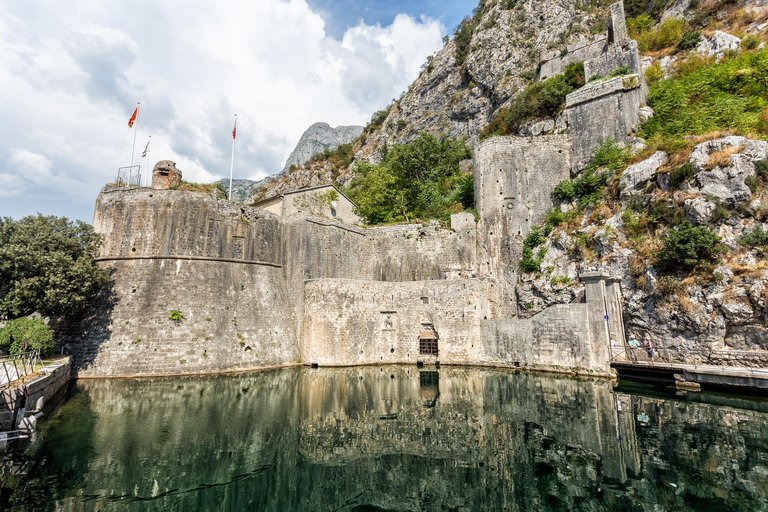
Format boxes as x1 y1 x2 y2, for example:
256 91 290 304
645 336 654 365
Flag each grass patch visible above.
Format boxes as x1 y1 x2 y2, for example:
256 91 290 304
641 48 768 140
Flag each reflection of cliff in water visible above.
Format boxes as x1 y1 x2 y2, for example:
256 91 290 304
2 367 768 511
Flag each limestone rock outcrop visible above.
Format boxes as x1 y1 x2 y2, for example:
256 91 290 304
354 0 613 162
281 122 363 173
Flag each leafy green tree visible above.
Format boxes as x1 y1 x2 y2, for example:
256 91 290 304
0 317 54 356
0 215 109 319
349 134 472 224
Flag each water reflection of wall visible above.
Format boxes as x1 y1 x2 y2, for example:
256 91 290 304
4 368 768 511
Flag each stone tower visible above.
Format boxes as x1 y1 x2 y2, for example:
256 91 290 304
151 160 182 190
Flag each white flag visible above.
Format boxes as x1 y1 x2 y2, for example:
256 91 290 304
141 137 151 158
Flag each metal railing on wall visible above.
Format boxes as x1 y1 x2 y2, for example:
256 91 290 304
115 165 141 187
0 351 44 389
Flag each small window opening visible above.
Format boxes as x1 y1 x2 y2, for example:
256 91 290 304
419 332 438 356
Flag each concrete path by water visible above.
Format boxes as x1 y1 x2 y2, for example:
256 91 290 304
611 360 768 392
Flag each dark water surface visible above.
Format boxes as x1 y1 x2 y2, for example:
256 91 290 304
2 367 768 511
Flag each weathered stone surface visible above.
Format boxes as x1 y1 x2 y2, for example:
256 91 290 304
638 105 654 123
620 150 667 192
689 136 768 166
281 122 363 173
354 0 621 162
566 74 646 171
684 196 716 224
695 155 755 206
696 30 741 58
151 160 182 190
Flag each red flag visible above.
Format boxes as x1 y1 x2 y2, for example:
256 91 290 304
128 106 138 128
232 118 237 140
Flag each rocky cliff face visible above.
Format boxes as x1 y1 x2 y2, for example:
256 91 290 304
355 0 609 162
282 122 363 173
522 136 768 365
215 177 272 203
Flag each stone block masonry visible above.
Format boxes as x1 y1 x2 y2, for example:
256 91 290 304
566 74 646 171
57 187 298 377
303 278 492 366
481 272 621 373
473 135 572 319
60 259 298 377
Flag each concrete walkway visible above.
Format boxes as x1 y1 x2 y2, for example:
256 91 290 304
611 360 768 392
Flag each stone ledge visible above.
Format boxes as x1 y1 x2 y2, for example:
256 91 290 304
305 216 366 235
565 74 642 108
94 255 283 268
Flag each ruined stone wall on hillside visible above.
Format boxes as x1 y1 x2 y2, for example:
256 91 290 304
566 74 646 171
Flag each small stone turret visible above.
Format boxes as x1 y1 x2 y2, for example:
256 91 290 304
151 160 182 190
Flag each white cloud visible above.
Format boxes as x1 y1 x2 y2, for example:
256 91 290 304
0 0 444 221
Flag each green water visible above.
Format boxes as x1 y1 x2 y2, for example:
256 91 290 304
2 367 768 511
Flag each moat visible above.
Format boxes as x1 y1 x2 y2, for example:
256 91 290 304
2 367 768 511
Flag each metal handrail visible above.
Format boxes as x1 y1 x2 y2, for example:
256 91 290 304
116 165 141 187
0 351 43 389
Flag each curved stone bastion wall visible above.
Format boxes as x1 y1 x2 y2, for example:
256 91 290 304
56 187 299 377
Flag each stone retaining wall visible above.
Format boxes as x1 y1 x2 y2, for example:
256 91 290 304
0 357 71 430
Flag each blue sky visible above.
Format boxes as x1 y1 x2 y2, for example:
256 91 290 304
0 0 478 223
307 0 477 38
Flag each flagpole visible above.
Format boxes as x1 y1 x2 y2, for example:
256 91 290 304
228 114 236 201
129 102 139 186
144 136 151 187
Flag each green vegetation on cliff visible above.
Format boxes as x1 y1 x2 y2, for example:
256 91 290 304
0 215 108 320
346 134 472 225
480 62 585 139
656 221 727 272
642 48 768 142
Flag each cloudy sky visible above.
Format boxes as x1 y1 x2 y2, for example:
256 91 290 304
0 0 476 222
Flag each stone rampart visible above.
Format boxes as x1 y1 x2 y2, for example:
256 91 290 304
480 272 620 373
584 39 643 82
94 187 282 264
566 74 645 170
58 188 299 376
302 278 491 366
473 135 571 318
282 212 479 343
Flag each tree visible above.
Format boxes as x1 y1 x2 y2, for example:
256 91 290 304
0 317 54 356
349 133 472 224
0 215 109 320
656 221 727 272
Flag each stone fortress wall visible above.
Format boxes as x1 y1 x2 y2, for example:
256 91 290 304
60 2 647 377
